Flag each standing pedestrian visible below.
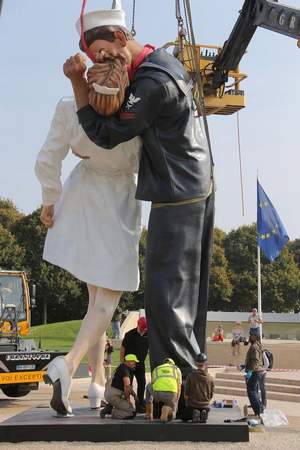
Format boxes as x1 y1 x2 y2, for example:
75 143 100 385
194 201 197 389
258 349 270 410
120 317 148 412
104 338 114 380
111 305 122 339
248 308 263 338
244 333 265 417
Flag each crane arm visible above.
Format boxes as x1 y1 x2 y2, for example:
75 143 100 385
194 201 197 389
254 0 300 39
212 0 300 90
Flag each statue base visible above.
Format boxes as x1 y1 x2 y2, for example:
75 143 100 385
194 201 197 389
0 405 249 442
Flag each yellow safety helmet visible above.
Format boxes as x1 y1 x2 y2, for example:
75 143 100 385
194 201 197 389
125 354 139 363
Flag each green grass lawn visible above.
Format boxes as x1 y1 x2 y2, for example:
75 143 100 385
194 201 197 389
28 320 83 351
27 321 150 369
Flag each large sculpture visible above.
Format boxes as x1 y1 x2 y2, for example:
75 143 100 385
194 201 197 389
65 0 214 380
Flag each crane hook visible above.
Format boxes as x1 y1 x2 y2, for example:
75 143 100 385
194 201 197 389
131 0 136 37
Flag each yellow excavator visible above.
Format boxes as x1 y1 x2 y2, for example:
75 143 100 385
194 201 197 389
0 270 63 397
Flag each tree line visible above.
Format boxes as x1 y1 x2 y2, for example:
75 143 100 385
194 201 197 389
1 198 300 325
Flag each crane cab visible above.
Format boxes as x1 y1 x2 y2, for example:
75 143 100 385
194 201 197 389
180 43 247 115
0 270 31 338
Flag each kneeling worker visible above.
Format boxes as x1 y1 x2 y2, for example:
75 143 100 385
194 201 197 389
182 353 214 423
147 358 182 422
101 354 139 419
120 317 149 412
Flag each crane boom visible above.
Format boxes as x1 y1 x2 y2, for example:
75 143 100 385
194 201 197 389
255 0 300 39
212 0 300 90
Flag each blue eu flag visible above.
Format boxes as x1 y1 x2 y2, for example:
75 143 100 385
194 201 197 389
257 181 289 261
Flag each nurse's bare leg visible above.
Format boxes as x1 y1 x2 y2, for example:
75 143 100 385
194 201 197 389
88 334 107 384
86 285 107 386
86 285 111 407
87 331 107 408
46 286 121 414
64 286 121 376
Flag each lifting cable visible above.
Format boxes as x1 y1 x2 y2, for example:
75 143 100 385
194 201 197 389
175 0 186 58
80 0 96 62
175 0 184 32
180 0 246 214
181 0 215 175
236 112 246 216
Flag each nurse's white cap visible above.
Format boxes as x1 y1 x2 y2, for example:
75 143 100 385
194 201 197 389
75 0 127 35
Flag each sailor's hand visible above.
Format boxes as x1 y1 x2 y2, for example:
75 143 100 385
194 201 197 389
40 205 54 228
63 54 87 81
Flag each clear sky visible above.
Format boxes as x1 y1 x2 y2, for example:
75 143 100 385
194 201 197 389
0 0 299 238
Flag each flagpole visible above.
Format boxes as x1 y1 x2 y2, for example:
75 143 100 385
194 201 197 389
257 245 263 339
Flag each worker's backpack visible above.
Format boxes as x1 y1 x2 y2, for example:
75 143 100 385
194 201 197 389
263 349 274 370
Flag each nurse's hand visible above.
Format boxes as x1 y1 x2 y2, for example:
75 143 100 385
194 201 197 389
40 205 54 228
63 54 87 81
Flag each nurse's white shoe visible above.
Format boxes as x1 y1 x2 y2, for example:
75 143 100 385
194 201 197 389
88 382 105 409
44 356 72 416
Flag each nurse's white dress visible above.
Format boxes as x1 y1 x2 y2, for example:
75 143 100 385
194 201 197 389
35 97 142 291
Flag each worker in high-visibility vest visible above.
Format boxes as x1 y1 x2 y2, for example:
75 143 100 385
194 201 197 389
146 358 182 422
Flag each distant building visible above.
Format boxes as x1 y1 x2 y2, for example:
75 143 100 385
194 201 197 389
206 311 300 340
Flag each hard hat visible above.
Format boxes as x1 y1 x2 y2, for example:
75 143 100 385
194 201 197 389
125 354 139 363
164 357 175 365
196 353 207 363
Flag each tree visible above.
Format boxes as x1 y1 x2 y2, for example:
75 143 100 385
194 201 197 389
260 247 300 312
288 239 300 269
229 270 258 312
208 228 233 310
0 224 25 269
0 198 23 231
223 224 300 312
223 225 257 311
224 224 257 275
